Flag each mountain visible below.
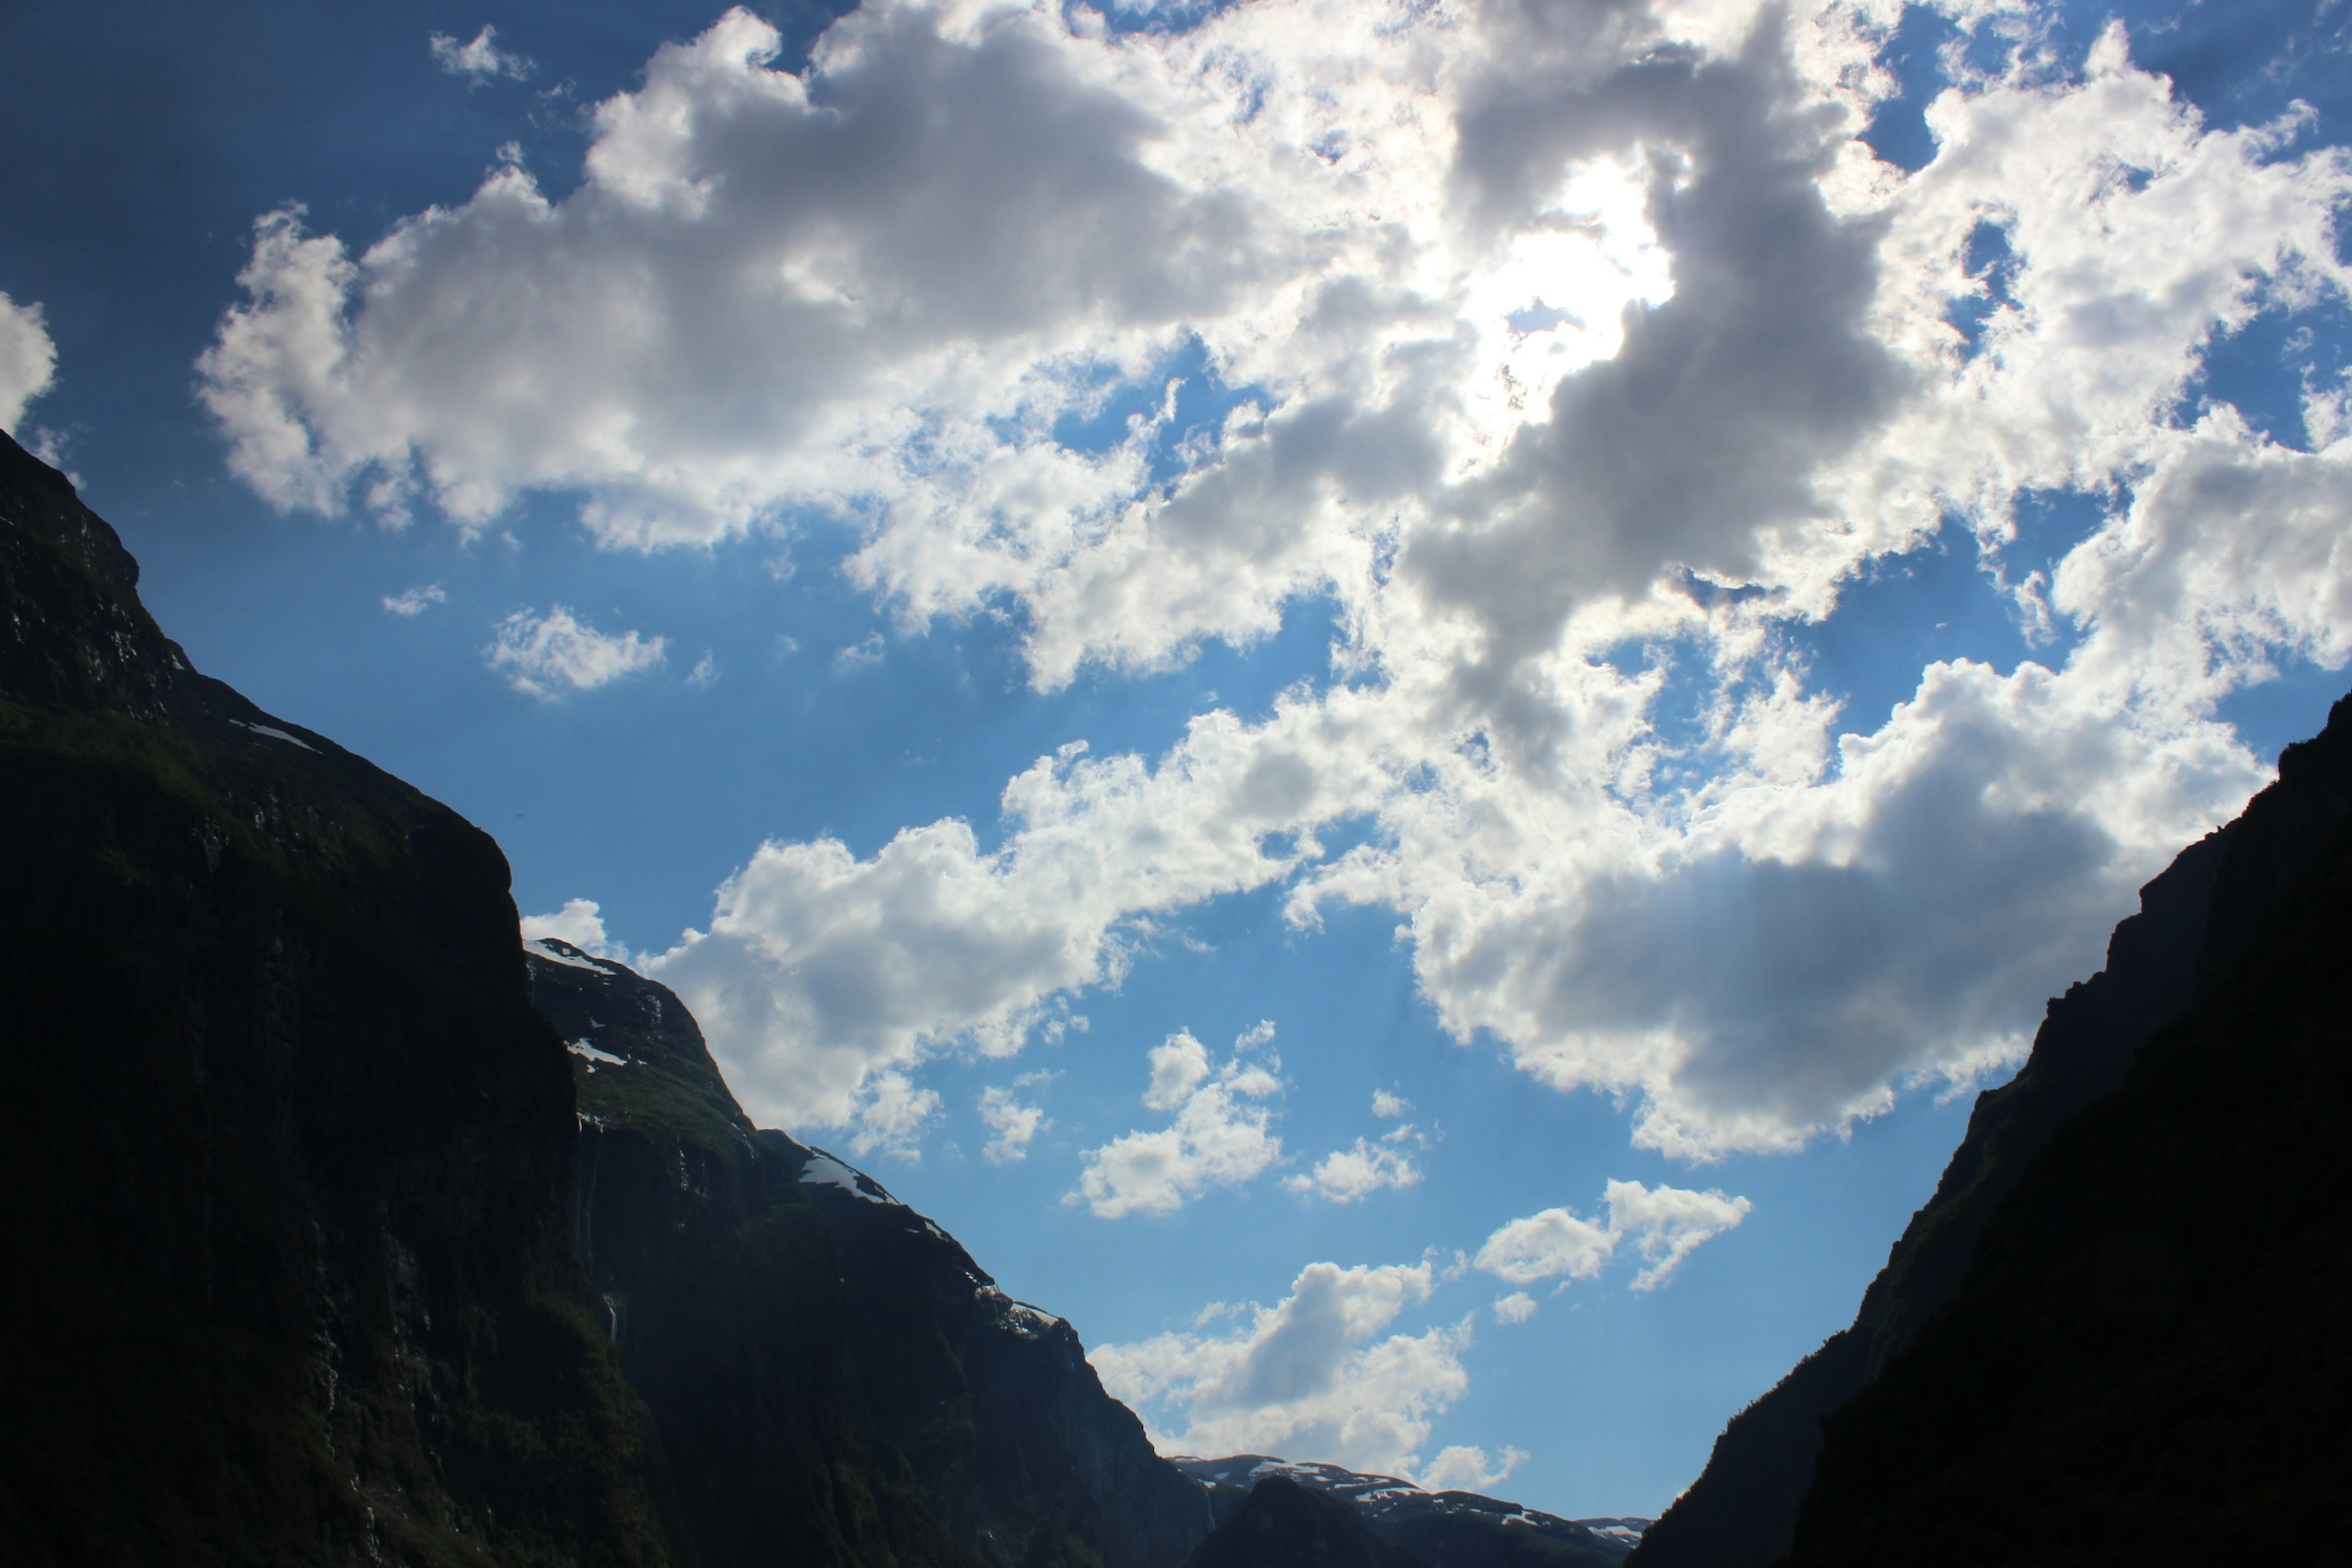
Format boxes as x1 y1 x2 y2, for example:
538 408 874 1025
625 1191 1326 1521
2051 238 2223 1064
1637 692 2352 1566
1629 810 2236 1567
527 937 1212 1568
1182 1475 1419 1568
0 426 1209 1568
0 429 666 1562
1778 694 2352 1563
1175 1457 1644 1568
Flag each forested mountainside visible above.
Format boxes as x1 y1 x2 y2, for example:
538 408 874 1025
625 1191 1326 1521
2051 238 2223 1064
1636 694 2352 1567
1632 813 2234 1567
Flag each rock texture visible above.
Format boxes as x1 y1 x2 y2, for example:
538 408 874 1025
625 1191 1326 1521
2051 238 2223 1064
0 431 667 1564
530 940 1213 1568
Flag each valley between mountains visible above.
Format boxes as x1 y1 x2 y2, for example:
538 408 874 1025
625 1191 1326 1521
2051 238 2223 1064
3 423 2346 1567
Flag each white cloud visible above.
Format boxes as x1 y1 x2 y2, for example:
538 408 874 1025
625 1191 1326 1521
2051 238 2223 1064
1418 1444 1526 1494
646 720 1346 1136
1472 1180 1750 1292
1284 1136 1422 1204
1472 1207 1618 1290
0 292 57 434
521 897 630 962
849 1070 940 1158
1490 1292 1536 1326
1090 1259 1472 1478
978 1082 1049 1163
382 582 447 617
206 2 2352 1159
485 605 666 698
1371 1088 1411 1118
430 25 533 83
1071 1027 1284 1217
1605 1178 1754 1291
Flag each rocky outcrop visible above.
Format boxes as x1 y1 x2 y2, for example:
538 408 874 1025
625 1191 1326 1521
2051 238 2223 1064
0 430 666 1564
530 940 1213 1568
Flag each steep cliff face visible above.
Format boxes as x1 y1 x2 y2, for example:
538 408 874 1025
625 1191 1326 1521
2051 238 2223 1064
0 432 666 1564
1780 696 2352 1565
528 940 1214 1568
1629 816 2234 1568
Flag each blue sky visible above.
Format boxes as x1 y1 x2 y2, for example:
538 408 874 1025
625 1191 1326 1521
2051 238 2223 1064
6 0 2350 1518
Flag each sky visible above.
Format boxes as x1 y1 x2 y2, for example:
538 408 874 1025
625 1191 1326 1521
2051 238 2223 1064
5 0 2350 1521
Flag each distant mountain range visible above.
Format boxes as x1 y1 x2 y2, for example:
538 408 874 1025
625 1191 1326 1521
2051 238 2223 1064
4 419 2345 1566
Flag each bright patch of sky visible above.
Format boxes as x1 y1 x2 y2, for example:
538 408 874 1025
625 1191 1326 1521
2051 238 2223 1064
7 0 2351 1520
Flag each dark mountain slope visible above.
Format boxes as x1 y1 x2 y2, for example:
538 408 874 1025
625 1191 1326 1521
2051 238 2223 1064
1781 695 2352 1564
528 941 1213 1568
0 429 666 1564
1630 811 2234 1568
1182 1476 1419 1568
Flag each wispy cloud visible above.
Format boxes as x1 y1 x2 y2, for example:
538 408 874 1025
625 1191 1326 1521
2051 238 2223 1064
484 605 664 699
382 582 446 617
429 25 532 84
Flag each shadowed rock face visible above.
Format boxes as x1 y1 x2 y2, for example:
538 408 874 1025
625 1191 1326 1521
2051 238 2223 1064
1630 812 2237 1568
0 432 667 1564
529 940 1214 1568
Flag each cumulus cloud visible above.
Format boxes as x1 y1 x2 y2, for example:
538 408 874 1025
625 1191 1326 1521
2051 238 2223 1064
205 1 2352 1158
1473 1180 1752 1292
1419 1444 1526 1493
382 582 447 617
1371 1088 1411 1118
1071 1027 1284 1217
0 292 57 434
979 1080 1050 1163
1091 1259 1472 1478
1490 1292 1536 1326
1285 1133 1422 1204
430 25 533 83
485 605 666 698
